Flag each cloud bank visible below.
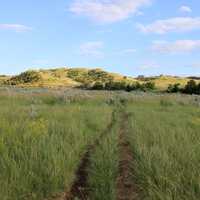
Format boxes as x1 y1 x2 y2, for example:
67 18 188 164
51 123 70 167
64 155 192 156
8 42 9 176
70 0 151 23
179 5 192 13
0 24 32 32
152 40 200 53
138 17 200 34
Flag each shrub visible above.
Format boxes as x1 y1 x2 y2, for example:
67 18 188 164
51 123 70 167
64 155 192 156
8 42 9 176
67 68 115 85
166 80 200 95
88 69 114 83
196 83 200 95
126 82 155 92
6 70 41 85
67 69 89 83
183 80 197 94
105 81 127 90
167 83 181 93
85 79 156 92
126 84 133 92
135 82 143 90
91 81 105 90
143 81 155 90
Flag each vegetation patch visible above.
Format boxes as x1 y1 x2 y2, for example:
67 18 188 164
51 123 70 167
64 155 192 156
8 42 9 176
127 97 200 200
2 68 200 94
5 70 42 85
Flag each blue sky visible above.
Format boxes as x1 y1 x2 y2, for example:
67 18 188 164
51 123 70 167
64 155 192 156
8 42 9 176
0 0 200 76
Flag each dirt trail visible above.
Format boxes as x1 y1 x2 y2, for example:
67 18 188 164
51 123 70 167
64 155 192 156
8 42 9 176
64 113 116 200
116 113 138 200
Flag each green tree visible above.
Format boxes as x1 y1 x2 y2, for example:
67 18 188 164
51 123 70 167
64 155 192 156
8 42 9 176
91 81 104 90
167 83 181 93
184 80 197 94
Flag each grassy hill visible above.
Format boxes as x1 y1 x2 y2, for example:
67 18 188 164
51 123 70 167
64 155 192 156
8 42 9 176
0 75 10 85
1 67 136 88
142 75 193 91
0 67 199 90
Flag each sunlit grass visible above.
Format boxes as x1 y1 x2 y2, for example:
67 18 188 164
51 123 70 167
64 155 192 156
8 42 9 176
127 97 200 200
1 88 200 200
0 91 113 200
88 117 119 200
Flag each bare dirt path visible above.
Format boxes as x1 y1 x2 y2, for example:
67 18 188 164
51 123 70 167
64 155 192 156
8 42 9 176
64 111 116 200
116 113 138 200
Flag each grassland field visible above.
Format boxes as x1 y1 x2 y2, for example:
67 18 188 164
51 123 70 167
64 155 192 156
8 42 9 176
0 87 200 200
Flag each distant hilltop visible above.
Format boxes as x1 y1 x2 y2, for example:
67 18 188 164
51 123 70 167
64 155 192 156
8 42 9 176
0 67 199 91
0 67 133 88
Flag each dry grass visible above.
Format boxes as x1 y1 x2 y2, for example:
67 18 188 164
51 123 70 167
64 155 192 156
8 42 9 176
153 76 200 90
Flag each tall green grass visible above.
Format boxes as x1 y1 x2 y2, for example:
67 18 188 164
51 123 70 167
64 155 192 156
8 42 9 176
0 91 113 200
88 116 119 200
1 88 200 200
127 97 200 200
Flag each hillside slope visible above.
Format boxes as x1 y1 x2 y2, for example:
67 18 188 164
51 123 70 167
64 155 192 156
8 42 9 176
2 68 135 88
137 75 193 90
1 67 199 90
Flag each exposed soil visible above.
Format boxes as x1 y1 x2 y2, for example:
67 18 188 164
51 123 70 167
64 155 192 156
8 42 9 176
116 113 139 200
47 110 138 200
65 146 91 200
64 114 116 200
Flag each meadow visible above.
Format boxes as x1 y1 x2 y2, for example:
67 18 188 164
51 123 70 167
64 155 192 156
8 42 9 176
0 88 113 200
127 95 200 200
0 87 200 200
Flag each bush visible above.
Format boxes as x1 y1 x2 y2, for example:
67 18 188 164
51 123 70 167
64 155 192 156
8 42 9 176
167 83 181 93
143 82 155 90
125 82 155 92
105 81 127 90
85 79 156 92
67 69 89 83
166 80 200 95
183 80 197 94
88 69 114 83
91 81 105 90
6 70 41 85
67 68 115 85
196 83 200 95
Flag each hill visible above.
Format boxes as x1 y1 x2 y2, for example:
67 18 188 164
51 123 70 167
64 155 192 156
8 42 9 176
1 67 136 88
1 67 199 90
141 75 192 90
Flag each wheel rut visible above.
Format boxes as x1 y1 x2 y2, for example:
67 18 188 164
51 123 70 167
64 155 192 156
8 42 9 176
116 113 138 200
46 109 138 200
64 112 116 200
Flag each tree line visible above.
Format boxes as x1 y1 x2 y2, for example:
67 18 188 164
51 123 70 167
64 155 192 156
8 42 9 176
85 80 155 92
167 80 200 95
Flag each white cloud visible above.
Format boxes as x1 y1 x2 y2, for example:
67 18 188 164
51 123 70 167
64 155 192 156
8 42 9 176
179 5 192 13
80 41 104 58
0 24 32 32
138 17 200 34
70 0 151 23
152 40 200 54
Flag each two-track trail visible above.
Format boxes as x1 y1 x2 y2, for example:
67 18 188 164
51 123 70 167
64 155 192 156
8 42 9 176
64 110 116 200
47 107 138 200
116 112 138 200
